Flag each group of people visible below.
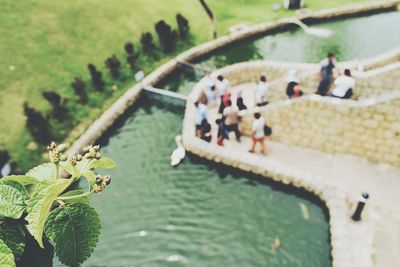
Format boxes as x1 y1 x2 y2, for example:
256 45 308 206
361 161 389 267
316 53 356 99
194 52 357 155
286 53 355 99
195 73 272 154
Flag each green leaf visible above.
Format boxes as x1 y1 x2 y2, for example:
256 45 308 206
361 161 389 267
82 170 97 190
61 159 100 190
44 203 101 266
88 157 116 169
0 239 15 267
0 221 25 260
0 176 38 186
26 179 73 248
59 162 78 178
26 163 57 181
0 181 28 219
59 190 90 205
0 181 27 198
75 159 90 173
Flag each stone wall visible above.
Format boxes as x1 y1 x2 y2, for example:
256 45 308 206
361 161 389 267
356 62 400 98
213 61 320 102
239 93 400 166
208 56 400 104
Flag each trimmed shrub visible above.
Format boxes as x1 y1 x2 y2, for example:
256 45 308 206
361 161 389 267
23 102 52 144
88 64 104 91
0 150 10 167
105 55 121 79
124 42 134 54
155 20 177 53
124 42 139 69
176 14 189 40
140 32 156 54
71 77 88 104
42 91 61 106
42 91 69 121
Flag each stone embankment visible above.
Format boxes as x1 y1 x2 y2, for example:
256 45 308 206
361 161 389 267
183 47 399 267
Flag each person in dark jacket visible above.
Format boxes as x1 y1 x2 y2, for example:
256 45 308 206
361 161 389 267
316 53 336 96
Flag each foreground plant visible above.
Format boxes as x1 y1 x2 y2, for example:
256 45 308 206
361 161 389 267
0 142 116 267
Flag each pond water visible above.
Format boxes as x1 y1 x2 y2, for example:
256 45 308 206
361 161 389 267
86 97 331 267
53 10 400 267
158 11 400 94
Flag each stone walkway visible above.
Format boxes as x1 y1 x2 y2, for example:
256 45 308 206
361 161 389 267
205 84 400 267
208 120 399 267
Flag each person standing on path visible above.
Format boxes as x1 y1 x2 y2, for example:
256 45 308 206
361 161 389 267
222 100 241 142
216 117 227 146
194 101 208 137
236 91 247 110
217 75 231 113
203 72 218 105
216 75 229 96
249 113 267 154
316 53 336 96
200 118 212 142
255 75 269 106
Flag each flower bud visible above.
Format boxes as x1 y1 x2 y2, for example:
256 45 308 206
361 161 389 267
58 144 67 152
76 154 83 161
68 156 77 166
95 152 101 159
104 176 111 185
89 148 97 158
49 150 60 163
92 183 105 193
60 154 68 161
50 141 57 149
95 175 103 185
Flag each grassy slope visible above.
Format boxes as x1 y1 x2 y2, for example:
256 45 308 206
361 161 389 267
0 0 372 170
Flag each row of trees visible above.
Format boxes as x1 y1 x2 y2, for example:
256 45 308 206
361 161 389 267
23 14 190 146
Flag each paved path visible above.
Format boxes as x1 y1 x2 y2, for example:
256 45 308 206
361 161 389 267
215 135 400 266
206 85 400 266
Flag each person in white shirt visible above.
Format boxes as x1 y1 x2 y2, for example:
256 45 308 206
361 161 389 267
286 69 303 98
222 100 241 142
204 71 215 89
217 75 231 114
194 101 208 136
249 113 267 154
331 69 355 99
255 75 269 106
216 75 230 96
203 72 217 105
204 85 218 105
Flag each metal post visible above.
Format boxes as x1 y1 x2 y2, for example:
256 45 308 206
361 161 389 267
351 193 369 221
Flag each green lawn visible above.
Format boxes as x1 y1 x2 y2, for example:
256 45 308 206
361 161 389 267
0 0 373 171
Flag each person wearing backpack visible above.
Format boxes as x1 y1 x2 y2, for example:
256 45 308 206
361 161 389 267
249 112 268 155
